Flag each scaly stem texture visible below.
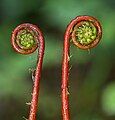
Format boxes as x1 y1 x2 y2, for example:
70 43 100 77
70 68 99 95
11 23 45 120
61 16 102 120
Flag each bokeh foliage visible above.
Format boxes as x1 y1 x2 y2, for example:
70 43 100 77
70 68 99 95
0 0 115 120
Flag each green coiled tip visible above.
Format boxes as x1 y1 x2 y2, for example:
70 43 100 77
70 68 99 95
16 29 37 50
71 16 102 50
76 21 97 45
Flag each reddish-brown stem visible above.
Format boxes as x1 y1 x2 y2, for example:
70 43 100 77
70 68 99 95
11 23 45 120
61 16 102 120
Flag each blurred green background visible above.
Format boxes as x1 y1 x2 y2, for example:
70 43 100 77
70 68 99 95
0 0 115 120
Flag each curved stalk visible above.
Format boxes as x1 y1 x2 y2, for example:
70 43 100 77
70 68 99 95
11 23 45 120
61 15 102 120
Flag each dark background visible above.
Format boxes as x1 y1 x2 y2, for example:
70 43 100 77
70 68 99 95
0 0 115 120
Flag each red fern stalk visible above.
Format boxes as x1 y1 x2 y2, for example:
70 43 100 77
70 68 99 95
11 23 45 120
61 15 102 120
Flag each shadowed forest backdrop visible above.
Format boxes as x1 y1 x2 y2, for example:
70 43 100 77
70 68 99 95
0 0 115 120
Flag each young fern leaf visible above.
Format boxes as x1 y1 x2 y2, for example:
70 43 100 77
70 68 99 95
11 23 45 120
61 15 102 120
